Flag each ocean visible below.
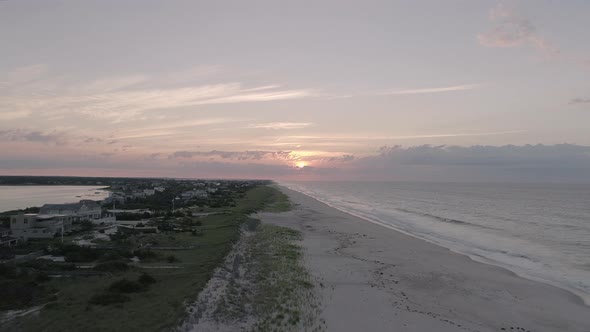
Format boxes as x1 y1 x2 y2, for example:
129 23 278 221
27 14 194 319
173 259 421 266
282 181 590 304
0 186 109 213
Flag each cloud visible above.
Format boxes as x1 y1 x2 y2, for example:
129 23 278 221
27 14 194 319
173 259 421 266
278 131 522 142
360 144 590 170
380 84 481 95
0 128 110 147
248 122 315 130
0 110 31 121
74 75 149 93
0 68 315 123
1 143 590 183
334 144 590 183
2 64 48 84
0 129 66 145
478 4 559 58
569 98 590 105
328 154 355 162
111 118 240 140
169 150 295 161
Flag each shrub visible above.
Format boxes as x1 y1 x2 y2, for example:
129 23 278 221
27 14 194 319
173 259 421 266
0 281 34 310
137 273 156 285
56 244 101 262
108 279 145 293
35 272 51 282
166 255 178 263
89 293 130 305
0 263 18 279
93 260 129 272
132 249 156 260
97 249 132 262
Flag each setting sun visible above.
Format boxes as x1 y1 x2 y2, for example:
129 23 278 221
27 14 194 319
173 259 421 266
295 161 307 168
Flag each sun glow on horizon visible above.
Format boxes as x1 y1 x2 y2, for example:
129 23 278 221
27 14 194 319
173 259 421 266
295 161 307 168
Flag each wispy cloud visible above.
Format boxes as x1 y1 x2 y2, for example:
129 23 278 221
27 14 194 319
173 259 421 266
248 122 315 130
277 131 522 141
569 98 590 105
380 84 481 95
2 64 48 84
112 118 241 140
0 110 31 121
169 150 295 161
478 4 559 58
0 128 67 145
0 67 316 123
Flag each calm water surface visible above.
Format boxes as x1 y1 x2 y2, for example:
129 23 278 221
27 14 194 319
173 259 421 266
0 186 109 213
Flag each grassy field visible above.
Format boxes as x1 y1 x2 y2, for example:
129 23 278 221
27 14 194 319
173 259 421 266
2 185 289 332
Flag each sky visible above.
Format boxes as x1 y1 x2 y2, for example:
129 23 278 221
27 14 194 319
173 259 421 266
1 0 589 182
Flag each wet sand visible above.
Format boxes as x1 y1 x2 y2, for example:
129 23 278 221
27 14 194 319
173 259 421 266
257 186 590 332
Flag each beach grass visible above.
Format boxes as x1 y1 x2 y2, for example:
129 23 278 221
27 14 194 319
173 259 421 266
248 224 318 331
197 222 321 331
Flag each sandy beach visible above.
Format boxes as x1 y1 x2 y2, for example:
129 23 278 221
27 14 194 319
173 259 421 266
257 186 590 332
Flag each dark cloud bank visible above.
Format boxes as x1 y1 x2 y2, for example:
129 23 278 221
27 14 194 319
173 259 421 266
353 144 590 183
1 144 590 183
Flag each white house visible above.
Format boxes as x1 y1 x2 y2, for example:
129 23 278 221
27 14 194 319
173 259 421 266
39 200 102 221
10 213 73 241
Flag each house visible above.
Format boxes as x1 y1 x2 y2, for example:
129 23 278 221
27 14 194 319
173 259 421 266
0 227 18 247
104 192 126 205
180 189 208 201
10 213 73 241
39 200 102 221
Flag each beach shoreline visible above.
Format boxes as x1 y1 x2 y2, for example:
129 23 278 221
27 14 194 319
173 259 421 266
258 185 590 332
279 183 590 307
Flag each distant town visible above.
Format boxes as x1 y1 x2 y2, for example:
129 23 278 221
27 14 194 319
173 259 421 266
1 176 269 249
0 176 297 330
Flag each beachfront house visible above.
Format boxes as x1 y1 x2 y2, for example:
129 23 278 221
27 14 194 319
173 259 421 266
39 200 102 221
10 213 73 241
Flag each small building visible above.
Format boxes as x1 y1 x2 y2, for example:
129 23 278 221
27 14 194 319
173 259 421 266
10 213 73 241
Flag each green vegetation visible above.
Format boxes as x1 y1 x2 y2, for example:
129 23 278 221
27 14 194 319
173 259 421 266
2 184 290 332
259 186 291 212
201 222 321 331
0 263 57 311
248 226 318 331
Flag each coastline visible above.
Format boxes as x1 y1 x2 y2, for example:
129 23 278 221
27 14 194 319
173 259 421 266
280 183 590 306
259 185 590 331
